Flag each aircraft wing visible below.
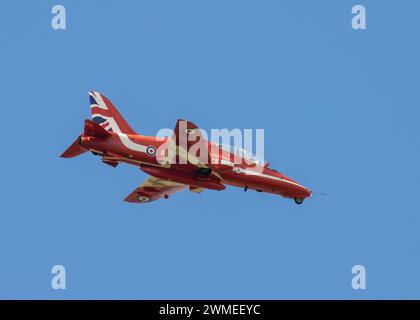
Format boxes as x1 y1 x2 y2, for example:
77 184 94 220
158 119 230 187
124 176 186 204
163 119 212 168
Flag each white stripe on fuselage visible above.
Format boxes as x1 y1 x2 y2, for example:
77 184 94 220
235 168 306 189
116 132 147 153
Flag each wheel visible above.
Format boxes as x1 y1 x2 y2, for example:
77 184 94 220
294 197 304 205
137 196 150 202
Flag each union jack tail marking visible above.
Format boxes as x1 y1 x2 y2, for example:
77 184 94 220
89 91 137 135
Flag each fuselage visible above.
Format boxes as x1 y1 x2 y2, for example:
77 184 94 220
79 131 312 201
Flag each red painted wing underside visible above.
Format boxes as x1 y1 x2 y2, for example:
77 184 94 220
124 177 186 204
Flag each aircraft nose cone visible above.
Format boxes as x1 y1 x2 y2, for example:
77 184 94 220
295 182 311 198
282 175 311 198
302 187 312 198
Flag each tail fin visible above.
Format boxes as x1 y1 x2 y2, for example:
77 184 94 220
88 91 137 134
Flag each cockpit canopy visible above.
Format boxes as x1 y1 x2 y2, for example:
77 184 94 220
219 144 266 167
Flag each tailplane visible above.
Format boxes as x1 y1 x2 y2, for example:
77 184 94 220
60 120 111 158
83 119 112 138
60 135 86 158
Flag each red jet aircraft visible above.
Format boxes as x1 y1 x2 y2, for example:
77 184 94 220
61 92 311 204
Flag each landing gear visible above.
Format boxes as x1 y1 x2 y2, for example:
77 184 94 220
294 197 304 205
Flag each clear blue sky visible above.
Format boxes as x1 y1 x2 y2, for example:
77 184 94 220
0 0 419 299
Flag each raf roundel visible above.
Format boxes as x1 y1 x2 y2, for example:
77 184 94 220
184 128 196 135
146 146 157 156
138 196 150 202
